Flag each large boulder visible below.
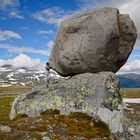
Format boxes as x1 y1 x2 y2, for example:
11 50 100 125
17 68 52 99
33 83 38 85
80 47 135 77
49 7 137 76
10 72 127 137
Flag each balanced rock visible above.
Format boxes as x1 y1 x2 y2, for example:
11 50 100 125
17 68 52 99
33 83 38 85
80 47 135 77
49 7 137 76
10 72 126 137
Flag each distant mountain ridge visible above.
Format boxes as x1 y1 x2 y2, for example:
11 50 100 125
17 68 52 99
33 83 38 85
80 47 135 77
0 64 140 88
118 73 140 88
1 64 14 69
0 64 46 87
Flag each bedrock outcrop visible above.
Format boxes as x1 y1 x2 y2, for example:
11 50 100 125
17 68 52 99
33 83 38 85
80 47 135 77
10 72 126 137
49 7 137 76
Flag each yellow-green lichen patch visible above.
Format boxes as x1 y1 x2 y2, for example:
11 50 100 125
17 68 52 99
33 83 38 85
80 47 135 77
106 78 118 96
69 101 75 107
54 96 63 107
80 86 95 95
104 97 121 110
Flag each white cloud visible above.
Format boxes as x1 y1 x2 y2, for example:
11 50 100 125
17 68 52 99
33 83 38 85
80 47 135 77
0 53 41 68
0 0 23 20
118 60 140 74
33 7 75 25
0 0 19 10
0 43 50 56
38 30 54 35
47 41 54 48
9 11 24 19
0 30 22 41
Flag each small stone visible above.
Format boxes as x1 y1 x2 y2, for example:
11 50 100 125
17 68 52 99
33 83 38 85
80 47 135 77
0 125 12 133
42 136 51 140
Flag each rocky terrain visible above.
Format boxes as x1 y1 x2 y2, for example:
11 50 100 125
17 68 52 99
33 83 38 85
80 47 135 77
0 7 138 140
0 88 139 140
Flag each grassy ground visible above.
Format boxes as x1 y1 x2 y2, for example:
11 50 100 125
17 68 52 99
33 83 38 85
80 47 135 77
120 88 140 98
0 97 14 124
0 96 114 140
0 87 139 139
1 86 140 97
0 85 32 94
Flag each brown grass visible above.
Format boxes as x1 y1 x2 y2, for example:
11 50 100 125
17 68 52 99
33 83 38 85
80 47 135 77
0 85 32 94
120 88 140 98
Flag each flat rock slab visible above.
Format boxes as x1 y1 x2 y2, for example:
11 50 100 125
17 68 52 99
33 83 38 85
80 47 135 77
49 7 137 76
10 72 126 137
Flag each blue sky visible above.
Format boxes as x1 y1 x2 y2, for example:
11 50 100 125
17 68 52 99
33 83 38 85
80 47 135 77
0 0 140 73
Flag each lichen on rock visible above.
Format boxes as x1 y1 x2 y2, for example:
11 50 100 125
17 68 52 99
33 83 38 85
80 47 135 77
10 72 126 138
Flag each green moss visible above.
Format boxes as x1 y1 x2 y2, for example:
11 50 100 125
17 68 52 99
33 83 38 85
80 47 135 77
0 97 14 123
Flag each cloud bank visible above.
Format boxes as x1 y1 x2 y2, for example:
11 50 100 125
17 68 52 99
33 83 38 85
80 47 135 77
118 60 140 74
33 7 76 25
0 0 19 10
0 53 41 68
0 44 50 56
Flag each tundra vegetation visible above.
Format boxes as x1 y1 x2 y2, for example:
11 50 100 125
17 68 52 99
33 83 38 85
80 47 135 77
0 86 139 139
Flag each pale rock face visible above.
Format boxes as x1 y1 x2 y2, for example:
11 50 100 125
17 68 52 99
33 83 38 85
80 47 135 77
49 7 137 76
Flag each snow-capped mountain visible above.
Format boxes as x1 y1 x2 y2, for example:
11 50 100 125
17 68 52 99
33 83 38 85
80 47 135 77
0 64 46 87
2 64 138 88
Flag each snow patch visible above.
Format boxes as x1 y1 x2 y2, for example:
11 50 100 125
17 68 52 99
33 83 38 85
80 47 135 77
7 73 14 78
9 78 16 81
17 69 26 73
33 75 40 81
11 82 17 84
0 84 12 87
123 98 140 104
20 83 25 86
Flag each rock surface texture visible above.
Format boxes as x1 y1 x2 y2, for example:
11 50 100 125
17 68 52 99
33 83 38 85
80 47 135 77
49 7 137 76
10 72 126 137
